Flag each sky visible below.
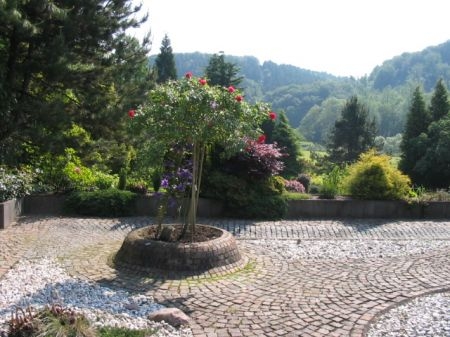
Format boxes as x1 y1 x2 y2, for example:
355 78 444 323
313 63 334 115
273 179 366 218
131 0 450 78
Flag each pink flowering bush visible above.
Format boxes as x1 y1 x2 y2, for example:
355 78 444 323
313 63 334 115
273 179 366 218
284 180 306 193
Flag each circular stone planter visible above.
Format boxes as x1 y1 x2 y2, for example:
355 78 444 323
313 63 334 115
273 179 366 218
114 225 241 272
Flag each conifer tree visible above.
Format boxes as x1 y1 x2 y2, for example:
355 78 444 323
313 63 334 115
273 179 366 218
328 96 377 164
271 111 303 178
154 34 177 83
205 53 242 87
399 86 430 181
430 79 450 121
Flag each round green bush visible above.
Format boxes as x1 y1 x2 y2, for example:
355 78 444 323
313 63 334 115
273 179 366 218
345 150 411 200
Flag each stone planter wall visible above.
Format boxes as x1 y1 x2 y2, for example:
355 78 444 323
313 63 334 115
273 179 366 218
0 198 23 229
115 225 241 272
2 194 449 230
286 199 450 219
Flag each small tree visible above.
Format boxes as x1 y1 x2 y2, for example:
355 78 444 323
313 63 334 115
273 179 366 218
205 53 243 87
154 34 177 83
131 74 272 238
328 96 377 164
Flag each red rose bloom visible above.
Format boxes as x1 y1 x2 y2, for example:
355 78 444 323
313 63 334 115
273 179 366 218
235 95 243 102
269 111 277 120
257 134 266 144
199 78 207 85
128 109 135 118
228 86 235 93
185 72 193 79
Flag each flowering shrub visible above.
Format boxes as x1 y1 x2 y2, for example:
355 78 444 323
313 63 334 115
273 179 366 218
224 139 284 179
0 167 35 202
131 73 274 234
285 180 306 193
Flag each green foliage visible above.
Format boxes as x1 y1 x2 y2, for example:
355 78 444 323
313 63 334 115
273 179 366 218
0 166 34 202
268 111 304 178
34 149 118 193
345 150 411 200
205 53 243 87
400 79 450 188
296 173 311 193
98 327 156 337
328 96 377 164
203 171 287 219
319 166 346 199
64 189 137 217
430 79 450 121
0 0 152 166
5 304 96 337
154 34 177 83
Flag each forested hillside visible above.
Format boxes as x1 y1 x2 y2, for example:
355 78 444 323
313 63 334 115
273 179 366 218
158 40 450 145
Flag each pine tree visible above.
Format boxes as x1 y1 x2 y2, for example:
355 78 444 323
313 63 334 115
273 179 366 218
205 53 243 87
399 86 431 182
430 79 450 121
154 34 177 84
415 79 450 188
328 96 377 164
0 0 152 165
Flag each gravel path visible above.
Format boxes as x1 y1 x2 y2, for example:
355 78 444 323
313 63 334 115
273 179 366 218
0 217 449 337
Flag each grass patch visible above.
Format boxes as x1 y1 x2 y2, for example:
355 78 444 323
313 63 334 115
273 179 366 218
283 191 311 200
97 327 157 337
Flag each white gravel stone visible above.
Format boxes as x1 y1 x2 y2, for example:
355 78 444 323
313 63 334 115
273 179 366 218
0 258 192 336
367 292 450 337
246 239 450 260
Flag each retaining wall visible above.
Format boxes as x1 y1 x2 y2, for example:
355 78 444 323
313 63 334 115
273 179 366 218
1 195 449 229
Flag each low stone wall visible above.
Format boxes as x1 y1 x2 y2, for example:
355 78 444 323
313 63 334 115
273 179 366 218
0 198 23 229
286 199 450 219
1 195 449 229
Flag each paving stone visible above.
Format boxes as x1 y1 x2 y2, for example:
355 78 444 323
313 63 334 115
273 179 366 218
0 216 449 336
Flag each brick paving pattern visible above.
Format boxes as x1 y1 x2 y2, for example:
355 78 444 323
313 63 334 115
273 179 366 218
0 216 449 337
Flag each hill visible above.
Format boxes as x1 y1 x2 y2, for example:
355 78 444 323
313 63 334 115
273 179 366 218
151 40 450 144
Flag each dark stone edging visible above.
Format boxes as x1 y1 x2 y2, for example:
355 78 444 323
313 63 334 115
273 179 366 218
114 225 242 273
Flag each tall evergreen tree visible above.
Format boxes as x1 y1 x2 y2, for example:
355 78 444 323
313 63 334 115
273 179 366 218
328 96 377 164
205 53 242 87
0 0 152 165
415 79 450 188
154 34 177 84
430 79 449 121
399 86 431 181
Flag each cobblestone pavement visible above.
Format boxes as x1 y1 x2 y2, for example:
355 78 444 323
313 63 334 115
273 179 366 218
1 217 449 337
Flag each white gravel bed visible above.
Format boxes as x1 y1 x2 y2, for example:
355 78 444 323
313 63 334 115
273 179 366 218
366 292 450 337
0 258 192 336
246 239 450 260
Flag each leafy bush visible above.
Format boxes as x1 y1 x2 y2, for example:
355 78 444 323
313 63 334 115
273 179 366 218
34 149 118 193
0 167 35 202
224 140 285 179
296 173 311 192
63 189 137 217
203 171 287 219
319 166 346 199
285 180 305 193
345 150 411 200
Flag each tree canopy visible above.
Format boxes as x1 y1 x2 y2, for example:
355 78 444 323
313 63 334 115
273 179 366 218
0 0 152 166
328 96 377 164
154 34 177 83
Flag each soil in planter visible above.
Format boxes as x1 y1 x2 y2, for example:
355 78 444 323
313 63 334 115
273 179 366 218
146 224 222 243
